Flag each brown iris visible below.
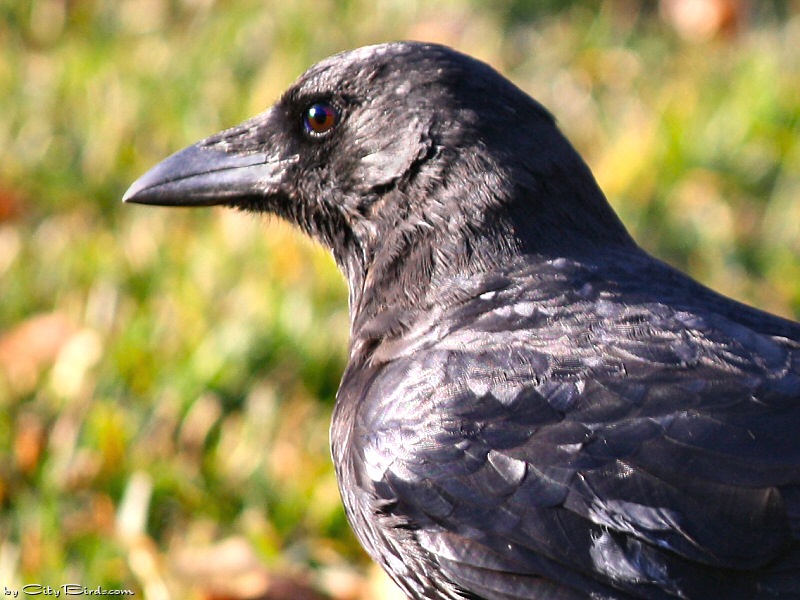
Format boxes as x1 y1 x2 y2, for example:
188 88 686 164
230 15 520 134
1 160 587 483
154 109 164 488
303 102 339 136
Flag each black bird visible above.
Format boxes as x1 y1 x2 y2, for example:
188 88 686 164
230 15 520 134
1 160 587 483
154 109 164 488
124 42 800 599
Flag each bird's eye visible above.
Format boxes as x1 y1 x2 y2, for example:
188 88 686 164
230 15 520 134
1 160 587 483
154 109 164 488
303 102 339 136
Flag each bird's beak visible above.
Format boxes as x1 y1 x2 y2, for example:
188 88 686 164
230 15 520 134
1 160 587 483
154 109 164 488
123 123 292 207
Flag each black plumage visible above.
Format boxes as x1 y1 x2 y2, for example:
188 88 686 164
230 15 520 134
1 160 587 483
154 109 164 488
123 42 800 599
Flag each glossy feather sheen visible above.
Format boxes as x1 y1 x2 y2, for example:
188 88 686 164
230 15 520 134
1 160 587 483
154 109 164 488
334 253 800 599
124 42 800 599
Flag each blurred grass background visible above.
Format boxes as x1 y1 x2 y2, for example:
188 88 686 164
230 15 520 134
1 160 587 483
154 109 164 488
0 0 799 598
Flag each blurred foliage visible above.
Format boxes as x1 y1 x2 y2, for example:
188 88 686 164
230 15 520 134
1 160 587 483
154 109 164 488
0 0 798 598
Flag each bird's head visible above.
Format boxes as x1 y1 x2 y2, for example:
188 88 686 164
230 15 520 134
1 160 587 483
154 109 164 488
125 42 633 324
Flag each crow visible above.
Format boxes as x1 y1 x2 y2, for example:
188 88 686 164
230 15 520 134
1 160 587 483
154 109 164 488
124 42 800 599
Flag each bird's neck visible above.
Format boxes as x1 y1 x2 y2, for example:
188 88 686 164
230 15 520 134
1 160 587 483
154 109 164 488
340 215 523 364
336 148 639 364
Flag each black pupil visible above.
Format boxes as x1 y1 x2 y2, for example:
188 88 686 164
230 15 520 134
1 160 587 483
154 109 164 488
312 107 328 123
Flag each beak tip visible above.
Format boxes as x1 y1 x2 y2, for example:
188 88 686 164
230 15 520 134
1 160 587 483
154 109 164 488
121 165 170 206
121 181 161 206
121 185 138 204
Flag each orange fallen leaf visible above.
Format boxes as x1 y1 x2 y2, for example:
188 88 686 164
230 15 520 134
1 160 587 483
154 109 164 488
0 312 78 394
171 537 330 600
